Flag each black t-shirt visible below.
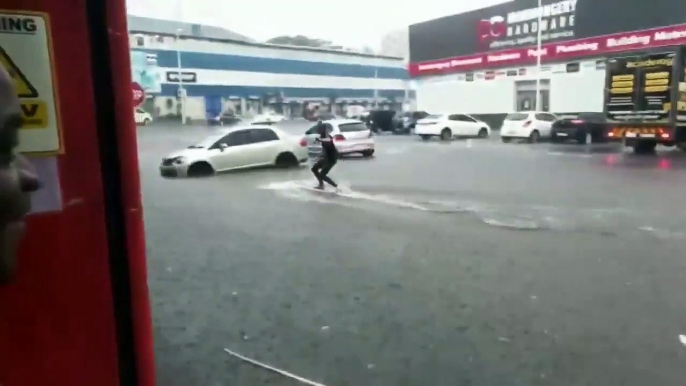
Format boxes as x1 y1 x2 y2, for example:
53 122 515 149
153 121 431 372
318 123 337 159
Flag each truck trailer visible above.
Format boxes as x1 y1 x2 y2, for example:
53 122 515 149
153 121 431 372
604 47 686 153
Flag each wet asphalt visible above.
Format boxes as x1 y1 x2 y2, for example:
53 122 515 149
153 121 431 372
137 120 686 386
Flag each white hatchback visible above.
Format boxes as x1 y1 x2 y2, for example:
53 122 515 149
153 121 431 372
159 125 308 177
305 119 375 157
415 113 491 141
500 111 559 143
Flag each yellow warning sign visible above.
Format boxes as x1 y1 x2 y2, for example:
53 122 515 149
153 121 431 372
0 11 60 154
0 46 38 98
19 100 48 128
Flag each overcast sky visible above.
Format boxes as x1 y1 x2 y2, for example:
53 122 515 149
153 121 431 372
126 0 509 48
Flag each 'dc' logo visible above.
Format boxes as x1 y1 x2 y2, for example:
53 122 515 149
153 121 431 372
478 16 506 45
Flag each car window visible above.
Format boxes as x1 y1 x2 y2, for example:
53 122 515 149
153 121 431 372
578 112 605 121
250 128 279 143
136 109 145 114
459 114 477 122
217 130 251 147
338 122 367 132
305 125 319 135
425 114 442 119
305 124 333 135
542 113 557 122
414 111 429 119
449 114 475 122
505 113 529 121
534 113 548 121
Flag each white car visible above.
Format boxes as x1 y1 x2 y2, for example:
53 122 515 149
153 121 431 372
251 113 286 124
500 111 559 143
134 108 153 125
159 125 308 177
414 113 491 141
304 119 375 157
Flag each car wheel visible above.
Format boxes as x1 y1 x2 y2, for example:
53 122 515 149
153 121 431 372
361 149 374 158
440 128 452 141
420 135 431 141
187 162 214 177
577 131 590 145
275 152 299 168
501 137 512 143
478 128 489 138
142 118 150 126
633 141 657 154
528 130 540 144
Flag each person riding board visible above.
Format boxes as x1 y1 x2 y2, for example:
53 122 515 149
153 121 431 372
311 120 338 191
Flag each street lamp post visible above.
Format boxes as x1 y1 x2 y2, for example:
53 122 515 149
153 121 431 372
534 0 542 111
373 67 379 108
176 28 186 124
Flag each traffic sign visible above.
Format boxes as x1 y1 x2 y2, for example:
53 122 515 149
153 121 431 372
132 82 145 107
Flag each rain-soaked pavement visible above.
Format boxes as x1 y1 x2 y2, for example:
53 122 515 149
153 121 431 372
137 120 686 386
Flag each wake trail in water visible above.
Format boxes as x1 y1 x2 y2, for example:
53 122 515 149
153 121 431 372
260 180 685 238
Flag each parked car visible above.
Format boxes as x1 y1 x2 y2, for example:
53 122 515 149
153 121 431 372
207 111 241 126
134 108 153 126
252 113 286 125
394 110 430 134
304 119 375 158
500 111 559 143
367 110 396 133
551 112 609 144
414 113 491 141
159 125 308 178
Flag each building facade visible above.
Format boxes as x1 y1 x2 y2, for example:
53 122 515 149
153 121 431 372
128 17 410 121
409 0 686 127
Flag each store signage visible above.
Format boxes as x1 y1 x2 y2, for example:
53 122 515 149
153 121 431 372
478 0 577 50
166 71 197 83
410 23 686 77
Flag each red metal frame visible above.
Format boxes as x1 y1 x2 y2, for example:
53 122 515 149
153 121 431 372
0 0 153 384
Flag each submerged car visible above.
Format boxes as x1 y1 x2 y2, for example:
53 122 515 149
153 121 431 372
414 113 491 140
159 125 308 177
551 112 609 144
304 119 375 157
251 113 287 125
207 111 241 126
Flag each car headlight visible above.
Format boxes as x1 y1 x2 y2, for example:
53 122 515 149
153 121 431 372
173 156 187 165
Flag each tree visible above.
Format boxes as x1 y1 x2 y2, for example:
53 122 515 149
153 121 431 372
266 35 332 48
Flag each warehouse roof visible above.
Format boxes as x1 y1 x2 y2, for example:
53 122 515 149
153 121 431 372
127 15 403 61
127 15 255 43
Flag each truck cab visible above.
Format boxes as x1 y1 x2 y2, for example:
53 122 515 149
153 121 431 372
604 46 686 153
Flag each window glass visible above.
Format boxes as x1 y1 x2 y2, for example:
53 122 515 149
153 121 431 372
506 113 529 121
338 123 367 132
578 112 606 121
250 129 279 143
221 130 251 147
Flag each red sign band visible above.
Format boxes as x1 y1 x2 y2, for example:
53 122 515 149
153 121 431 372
409 23 686 77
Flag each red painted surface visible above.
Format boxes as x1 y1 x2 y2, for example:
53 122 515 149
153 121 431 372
106 0 155 382
409 23 686 77
0 0 153 385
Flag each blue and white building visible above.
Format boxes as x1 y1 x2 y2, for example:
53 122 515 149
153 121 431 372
127 16 412 121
